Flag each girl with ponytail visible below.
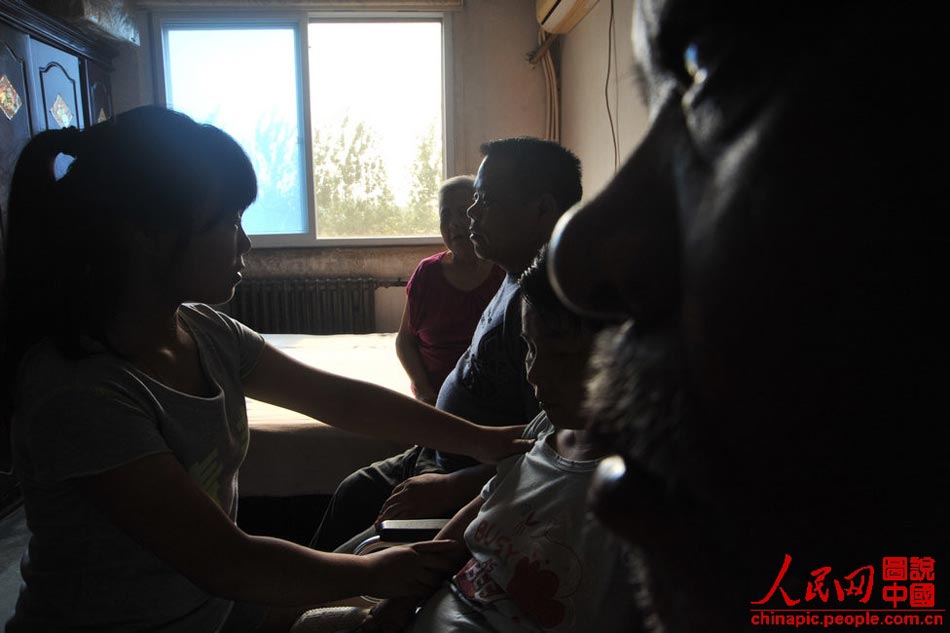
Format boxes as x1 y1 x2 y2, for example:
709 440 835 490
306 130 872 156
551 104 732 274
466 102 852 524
0 106 527 632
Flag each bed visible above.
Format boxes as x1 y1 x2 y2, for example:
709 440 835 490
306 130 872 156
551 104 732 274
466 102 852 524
239 333 412 498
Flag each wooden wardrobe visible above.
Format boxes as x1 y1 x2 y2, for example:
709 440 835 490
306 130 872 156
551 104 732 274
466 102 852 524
1 0 117 517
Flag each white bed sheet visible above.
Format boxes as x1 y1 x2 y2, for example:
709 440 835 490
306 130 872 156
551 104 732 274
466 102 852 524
239 333 412 497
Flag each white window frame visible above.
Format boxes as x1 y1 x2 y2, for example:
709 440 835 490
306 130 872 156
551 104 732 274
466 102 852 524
152 10 453 248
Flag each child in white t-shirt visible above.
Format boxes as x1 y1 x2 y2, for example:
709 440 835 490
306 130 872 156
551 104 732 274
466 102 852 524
355 249 639 633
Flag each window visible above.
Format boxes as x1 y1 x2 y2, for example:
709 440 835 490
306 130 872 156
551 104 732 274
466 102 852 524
158 13 450 246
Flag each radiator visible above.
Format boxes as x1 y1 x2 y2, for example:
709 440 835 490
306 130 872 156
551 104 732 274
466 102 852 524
227 278 376 334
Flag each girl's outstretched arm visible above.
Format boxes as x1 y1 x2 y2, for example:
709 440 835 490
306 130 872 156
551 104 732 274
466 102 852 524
76 452 460 606
243 343 530 464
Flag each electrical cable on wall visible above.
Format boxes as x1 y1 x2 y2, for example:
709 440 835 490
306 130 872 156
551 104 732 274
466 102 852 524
529 0 604 143
530 29 561 143
611 0 620 154
540 29 560 142
604 0 619 171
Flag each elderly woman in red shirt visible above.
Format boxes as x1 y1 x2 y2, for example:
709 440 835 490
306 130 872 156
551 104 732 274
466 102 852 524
395 176 504 404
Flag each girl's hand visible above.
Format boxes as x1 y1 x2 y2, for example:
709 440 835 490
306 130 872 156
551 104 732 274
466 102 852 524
471 424 533 464
363 540 463 598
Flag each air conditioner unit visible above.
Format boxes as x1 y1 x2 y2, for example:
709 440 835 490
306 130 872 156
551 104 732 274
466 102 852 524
536 0 600 34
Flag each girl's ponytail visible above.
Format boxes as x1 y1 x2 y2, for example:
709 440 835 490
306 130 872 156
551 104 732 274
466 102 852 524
7 127 82 209
1 126 89 470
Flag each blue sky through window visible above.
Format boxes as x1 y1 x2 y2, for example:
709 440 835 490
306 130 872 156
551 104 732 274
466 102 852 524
164 20 444 239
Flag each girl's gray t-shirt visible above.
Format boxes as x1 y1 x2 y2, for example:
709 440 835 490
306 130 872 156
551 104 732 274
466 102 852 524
8 304 265 632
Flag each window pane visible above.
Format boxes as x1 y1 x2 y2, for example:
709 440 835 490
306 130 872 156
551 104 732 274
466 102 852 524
164 26 308 236
309 21 444 238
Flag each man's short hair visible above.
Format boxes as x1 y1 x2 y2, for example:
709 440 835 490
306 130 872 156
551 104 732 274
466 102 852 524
480 137 582 213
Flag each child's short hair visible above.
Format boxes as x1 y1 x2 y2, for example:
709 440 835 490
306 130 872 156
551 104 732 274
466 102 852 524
519 246 605 336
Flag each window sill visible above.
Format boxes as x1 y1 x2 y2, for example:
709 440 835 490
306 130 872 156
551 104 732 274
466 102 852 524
248 234 444 249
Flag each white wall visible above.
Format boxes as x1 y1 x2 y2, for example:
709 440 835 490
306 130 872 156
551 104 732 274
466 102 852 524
560 0 648 201
448 0 548 174
374 285 406 332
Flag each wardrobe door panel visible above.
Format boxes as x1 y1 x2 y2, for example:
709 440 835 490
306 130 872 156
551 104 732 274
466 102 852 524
84 59 112 126
30 38 82 133
0 20 33 245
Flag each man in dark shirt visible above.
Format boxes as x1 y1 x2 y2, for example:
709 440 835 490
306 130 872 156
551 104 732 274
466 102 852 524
312 138 582 551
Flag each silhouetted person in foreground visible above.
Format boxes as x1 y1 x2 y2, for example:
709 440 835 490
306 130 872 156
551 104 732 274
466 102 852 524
549 2 949 632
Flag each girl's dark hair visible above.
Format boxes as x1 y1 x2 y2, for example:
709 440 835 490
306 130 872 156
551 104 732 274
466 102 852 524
0 106 256 465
